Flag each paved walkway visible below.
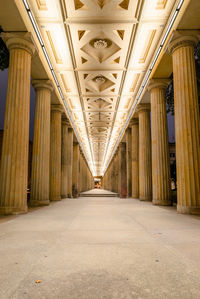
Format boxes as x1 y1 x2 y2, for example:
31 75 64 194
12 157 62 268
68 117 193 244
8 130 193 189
80 188 117 197
0 192 200 298
81 189 116 195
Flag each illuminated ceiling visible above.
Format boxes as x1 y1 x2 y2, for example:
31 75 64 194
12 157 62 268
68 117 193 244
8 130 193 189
21 0 180 176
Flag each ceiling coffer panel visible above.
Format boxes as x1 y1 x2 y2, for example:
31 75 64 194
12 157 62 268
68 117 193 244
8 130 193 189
28 0 178 175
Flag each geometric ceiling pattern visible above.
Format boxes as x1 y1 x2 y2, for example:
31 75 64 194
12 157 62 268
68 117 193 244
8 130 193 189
28 0 177 176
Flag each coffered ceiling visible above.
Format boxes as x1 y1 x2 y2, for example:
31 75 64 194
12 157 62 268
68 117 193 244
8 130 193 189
20 0 178 176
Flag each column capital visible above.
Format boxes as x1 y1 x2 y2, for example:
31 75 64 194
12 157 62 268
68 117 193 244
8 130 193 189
51 104 63 114
2 32 36 56
32 79 54 92
136 103 151 114
148 78 171 92
61 115 70 126
119 141 125 148
129 117 139 127
168 30 199 54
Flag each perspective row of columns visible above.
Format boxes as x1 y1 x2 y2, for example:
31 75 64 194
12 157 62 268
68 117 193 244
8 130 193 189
103 31 200 215
0 32 93 215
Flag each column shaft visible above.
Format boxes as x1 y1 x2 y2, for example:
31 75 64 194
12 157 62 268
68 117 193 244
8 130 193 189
131 119 139 199
169 33 200 214
61 117 69 198
72 143 80 197
149 80 171 206
138 105 152 201
30 80 52 206
50 105 62 201
126 128 132 197
0 33 35 214
67 128 73 197
118 143 127 198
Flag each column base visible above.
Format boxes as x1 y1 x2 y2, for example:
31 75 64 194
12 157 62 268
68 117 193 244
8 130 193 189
177 205 200 215
61 195 68 199
30 200 50 207
132 197 139 200
119 195 127 198
50 196 61 201
0 206 28 215
153 199 172 206
140 197 152 201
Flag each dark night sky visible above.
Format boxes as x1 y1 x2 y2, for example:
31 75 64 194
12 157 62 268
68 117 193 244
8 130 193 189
0 68 175 143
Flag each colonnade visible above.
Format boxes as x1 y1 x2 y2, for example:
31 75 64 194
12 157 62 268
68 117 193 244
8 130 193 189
0 32 93 215
103 31 200 215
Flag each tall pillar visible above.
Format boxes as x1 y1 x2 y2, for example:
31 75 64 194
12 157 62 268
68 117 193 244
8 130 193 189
67 127 73 197
103 173 106 190
30 80 53 206
126 127 132 197
118 142 127 198
108 165 111 191
169 31 200 214
72 142 80 198
50 104 62 201
82 158 86 192
149 79 171 206
0 33 35 215
107 167 109 191
116 148 120 195
113 154 116 193
131 118 139 199
138 104 152 201
61 116 69 198
79 152 83 193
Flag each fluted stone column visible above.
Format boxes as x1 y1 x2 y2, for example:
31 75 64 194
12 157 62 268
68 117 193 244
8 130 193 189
126 127 132 197
108 165 111 191
30 80 53 206
72 142 80 198
138 104 152 201
113 154 117 193
131 118 139 199
67 127 73 197
115 152 119 193
110 159 114 192
169 31 200 214
86 166 88 190
104 173 107 190
61 116 69 198
149 79 171 206
118 142 127 198
50 104 62 201
116 149 120 195
82 158 86 192
79 152 83 193
0 33 35 215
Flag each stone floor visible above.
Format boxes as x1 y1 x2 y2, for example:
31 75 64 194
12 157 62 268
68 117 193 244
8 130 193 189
0 189 200 299
81 189 116 195
80 189 117 197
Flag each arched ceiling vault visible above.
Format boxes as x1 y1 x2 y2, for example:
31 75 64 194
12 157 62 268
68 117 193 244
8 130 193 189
15 0 188 176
